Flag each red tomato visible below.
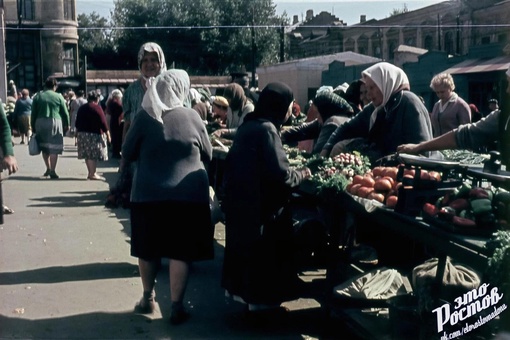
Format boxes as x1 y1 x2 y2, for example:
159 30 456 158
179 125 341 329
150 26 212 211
372 166 385 177
422 203 438 217
420 170 430 181
374 178 392 191
361 175 375 188
428 171 442 181
368 192 385 203
385 167 398 181
352 175 364 185
357 186 374 198
385 195 398 208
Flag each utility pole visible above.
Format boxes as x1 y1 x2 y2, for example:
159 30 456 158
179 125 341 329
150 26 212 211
0 9 7 102
279 22 285 63
251 6 256 89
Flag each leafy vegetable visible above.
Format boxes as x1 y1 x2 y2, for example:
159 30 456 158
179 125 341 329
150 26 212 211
440 149 489 165
486 230 510 293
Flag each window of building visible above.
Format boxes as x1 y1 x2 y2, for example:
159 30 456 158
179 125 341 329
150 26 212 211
481 36 490 45
63 0 75 21
21 0 34 20
424 36 434 51
444 31 455 55
498 33 507 43
62 44 76 76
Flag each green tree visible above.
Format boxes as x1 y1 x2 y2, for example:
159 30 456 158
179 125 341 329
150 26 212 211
77 12 119 69
110 0 288 75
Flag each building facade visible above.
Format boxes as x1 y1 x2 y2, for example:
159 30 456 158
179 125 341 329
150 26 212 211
1 0 79 96
286 1 510 113
287 1 508 64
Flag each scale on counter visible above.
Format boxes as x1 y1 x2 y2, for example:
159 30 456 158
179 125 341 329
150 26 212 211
392 153 465 216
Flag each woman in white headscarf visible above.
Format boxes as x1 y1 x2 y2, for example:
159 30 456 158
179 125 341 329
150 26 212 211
320 62 435 162
122 42 167 140
122 69 214 325
106 42 167 208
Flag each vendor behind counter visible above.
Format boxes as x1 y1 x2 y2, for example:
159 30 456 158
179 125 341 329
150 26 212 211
320 62 436 164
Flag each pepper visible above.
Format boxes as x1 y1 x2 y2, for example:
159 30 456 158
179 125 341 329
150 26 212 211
470 198 493 216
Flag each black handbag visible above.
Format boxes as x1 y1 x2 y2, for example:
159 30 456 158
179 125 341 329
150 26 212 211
28 134 40 155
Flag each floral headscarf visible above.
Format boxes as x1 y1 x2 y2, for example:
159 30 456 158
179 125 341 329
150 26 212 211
362 62 410 129
141 69 190 124
137 42 167 89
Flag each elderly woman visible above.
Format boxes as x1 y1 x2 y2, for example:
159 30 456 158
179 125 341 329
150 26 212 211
212 83 254 139
281 91 354 154
221 82 311 316
107 42 167 209
122 69 214 325
320 62 435 162
122 42 167 140
429 73 471 137
75 91 111 180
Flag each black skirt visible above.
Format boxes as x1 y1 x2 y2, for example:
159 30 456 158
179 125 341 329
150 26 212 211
130 200 214 262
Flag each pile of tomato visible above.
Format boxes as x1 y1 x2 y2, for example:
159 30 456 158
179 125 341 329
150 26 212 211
345 165 444 208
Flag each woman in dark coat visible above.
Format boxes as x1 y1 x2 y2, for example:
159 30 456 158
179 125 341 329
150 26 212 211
221 82 311 313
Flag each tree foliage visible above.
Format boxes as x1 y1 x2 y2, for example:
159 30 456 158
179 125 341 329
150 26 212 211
77 12 118 69
77 0 289 75
389 3 409 17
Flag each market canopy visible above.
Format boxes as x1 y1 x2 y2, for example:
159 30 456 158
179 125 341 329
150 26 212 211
442 55 510 74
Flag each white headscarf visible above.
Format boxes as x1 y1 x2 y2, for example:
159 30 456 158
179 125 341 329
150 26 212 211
141 69 190 124
362 62 410 130
137 42 168 88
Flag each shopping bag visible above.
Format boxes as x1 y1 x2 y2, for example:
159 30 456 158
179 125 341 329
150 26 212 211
28 135 40 155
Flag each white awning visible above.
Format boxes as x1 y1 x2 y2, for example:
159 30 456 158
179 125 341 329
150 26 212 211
442 55 510 74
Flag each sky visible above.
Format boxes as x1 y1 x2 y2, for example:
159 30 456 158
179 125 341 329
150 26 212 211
76 0 445 26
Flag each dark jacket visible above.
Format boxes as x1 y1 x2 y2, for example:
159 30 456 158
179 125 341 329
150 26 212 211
323 91 434 160
221 112 307 305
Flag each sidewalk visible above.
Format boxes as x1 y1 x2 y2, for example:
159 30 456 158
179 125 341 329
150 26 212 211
0 136 351 339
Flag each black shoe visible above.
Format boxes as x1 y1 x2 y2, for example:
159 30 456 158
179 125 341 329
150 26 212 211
170 308 190 325
133 297 156 314
20 141 25 144
49 171 59 179
43 169 51 177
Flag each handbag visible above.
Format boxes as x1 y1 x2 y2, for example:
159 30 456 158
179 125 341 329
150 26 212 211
28 134 41 155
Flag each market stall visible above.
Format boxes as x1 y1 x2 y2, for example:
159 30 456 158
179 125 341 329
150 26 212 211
208 139 510 338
